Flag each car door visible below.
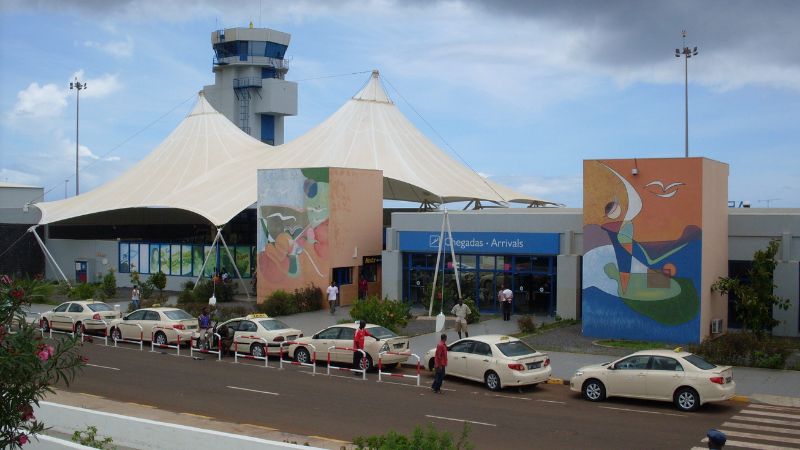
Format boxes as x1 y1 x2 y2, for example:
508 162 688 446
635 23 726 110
336 327 357 363
235 320 259 353
121 310 146 339
447 340 475 379
49 303 71 330
66 303 86 326
466 341 494 382
223 320 242 351
313 327 342 361
142 310 162 340
645 356 686 400
604 355 650 398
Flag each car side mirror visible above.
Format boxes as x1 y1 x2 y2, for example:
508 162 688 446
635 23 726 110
608 364 616 370
313 334 319 339
123 316 129 321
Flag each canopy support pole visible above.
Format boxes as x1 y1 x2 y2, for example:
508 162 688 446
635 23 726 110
445 209 462 301
428 208 460 316
427 212 447 317
218 230 251 300
28 226 71 288
195 229 222 287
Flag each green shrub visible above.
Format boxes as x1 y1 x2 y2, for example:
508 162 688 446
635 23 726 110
517 315 537 334
68 283 96 300
148 271 167 299
350 295 411 333
353 423 473 450
258 290 298 316
130 270 141 288
139 279 155 300
689 332 794 369
294 285 323 312
71 425 114 449
462 297 480 324
101 269 116 297
192 279 234 303
14 277 56 304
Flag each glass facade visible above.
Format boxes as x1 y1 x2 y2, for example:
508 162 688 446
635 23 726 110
118 242 255 278
402 253 556 315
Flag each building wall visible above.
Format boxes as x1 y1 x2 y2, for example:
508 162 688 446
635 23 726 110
1 185 45 277
700 159 730 340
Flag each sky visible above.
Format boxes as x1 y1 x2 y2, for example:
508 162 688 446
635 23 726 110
1 0 798 208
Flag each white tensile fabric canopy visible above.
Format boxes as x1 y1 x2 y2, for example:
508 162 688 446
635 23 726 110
35 71 556 227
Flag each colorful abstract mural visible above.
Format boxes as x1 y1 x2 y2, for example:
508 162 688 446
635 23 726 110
257 168 330 289
582 160 702 343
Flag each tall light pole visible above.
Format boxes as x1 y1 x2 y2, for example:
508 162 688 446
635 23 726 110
675 30 698 158
69 77 86 195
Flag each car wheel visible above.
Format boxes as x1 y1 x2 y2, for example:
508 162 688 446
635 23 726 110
111 327 122 341
295 347 311 364
485 371 502 391
428 358 435 371
154 331 168 346
251 343 265 358
41 319 50 332
359 354 374 372
674 387 700 412
582 379 606 402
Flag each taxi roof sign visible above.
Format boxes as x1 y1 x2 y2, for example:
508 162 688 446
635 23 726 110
246 313 269 319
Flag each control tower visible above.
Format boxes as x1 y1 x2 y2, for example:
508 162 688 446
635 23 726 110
202 25 298 145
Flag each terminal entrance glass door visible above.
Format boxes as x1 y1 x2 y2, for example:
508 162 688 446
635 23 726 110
514 273 554 315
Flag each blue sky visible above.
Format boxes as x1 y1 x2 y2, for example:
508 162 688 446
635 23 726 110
1 0 798 208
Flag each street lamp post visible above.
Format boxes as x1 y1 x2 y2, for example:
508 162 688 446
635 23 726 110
675 30 698 158
69 77 86 195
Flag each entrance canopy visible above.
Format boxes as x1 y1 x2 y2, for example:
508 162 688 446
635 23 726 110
35 71 557 227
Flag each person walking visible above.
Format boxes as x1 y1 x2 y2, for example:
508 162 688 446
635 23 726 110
130 285 141 310
501 285 513 321
358 275 368 300
431 333 448 393
197 306 213 348
450 298 471 339
327 281 338 314
353 320 379 372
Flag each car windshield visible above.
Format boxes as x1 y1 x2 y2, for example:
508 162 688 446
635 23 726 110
684 354 716 370
496 340 538 357
259 319 291 331
163 310 193 320
87 303 113 312
366 326 397 339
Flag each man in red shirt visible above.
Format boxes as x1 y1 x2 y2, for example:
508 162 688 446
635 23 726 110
431 333 448 393
353 320 379 371
358 275 368 300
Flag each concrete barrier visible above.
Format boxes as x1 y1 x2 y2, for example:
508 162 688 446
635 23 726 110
34 401 321 450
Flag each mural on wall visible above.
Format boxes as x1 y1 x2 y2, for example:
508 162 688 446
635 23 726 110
257 168 330 287
582 160 701 343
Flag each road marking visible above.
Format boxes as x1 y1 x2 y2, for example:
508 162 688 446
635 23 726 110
79 393 104 399
750 404 800 413
535 399 566 404
180 412 213 420
490 394 531 401
226 386 279 396
126 402 155 408
244 424 277 432
308 435 351 444
741 409 800 420
597 406 685 417
723 421 800 436
719 429 800 445
381 380 428 389
732 414 800 427
425 414 496 427
700 439 793 450
86 363 120 371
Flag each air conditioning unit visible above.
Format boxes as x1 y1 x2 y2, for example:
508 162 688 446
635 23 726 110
710 319 723 334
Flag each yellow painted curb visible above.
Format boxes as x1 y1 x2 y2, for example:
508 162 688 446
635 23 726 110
731 395 750 403
546 377 567 385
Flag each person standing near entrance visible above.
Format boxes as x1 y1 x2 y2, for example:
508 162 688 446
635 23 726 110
327 281 338 314
500 285 513 321
450 298 471 339
358 275 368 300
431 333 448 393
130 285 141 311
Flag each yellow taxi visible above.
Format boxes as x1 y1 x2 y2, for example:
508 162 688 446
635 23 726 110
569 349 736 412
40 300 121 335
424 335 551 391
288 323 411 370
108 307 197 345
199 313 303 357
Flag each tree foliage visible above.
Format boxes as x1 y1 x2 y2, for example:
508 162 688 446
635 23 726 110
711 240 790 336
353 423 473 450
1 275 85 448
148 271 167 300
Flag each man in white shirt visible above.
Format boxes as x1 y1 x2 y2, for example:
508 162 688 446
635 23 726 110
499 285 513 321
450 298 471 339
326 281 339 314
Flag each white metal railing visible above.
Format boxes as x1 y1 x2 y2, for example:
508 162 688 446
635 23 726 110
150 325 181 355
112 323 144 351
327 346 366 380
378 352 420 386
233 335 271 368
279 342 317 375
190 332 222 361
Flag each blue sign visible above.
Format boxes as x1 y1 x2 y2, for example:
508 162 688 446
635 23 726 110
398 231 560 255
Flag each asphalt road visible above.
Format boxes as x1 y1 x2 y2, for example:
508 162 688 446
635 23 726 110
57 339 745 449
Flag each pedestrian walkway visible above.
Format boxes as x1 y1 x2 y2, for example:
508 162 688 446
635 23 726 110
690 403 800 450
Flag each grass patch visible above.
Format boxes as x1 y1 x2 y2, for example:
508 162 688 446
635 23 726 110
594 339 674 352
513 318 580 338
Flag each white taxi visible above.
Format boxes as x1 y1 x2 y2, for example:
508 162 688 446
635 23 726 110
424 335 551 391
288 323 411 370
570 349 736 412
40 300 121 335
199 314 303 357
108 307 197 345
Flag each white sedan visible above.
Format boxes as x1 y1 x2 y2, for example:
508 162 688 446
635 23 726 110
40 300 121 335
108 307 197 345
570 349 736 412
424 335 551 391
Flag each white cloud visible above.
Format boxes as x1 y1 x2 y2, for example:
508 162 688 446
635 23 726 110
70 70 122 99
83 36 134 58
9 82 68 119
0 168 42 187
